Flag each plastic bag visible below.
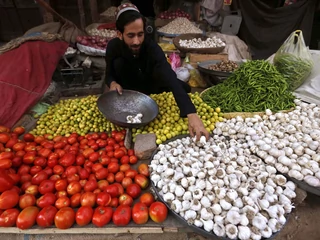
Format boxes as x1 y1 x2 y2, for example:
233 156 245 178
184 64 207 88
273 30 313 90
176 67 190 82
169 53 181 71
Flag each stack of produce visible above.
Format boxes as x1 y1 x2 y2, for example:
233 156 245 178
150 135 296 238
0 127 168 229
201 60 296 113
158 9 191 20
132 92 223 144
88 28 117 39
30 95 119 137
179 36 225 49
208 60 239 72
76 36 108 50
214 99 320 188
158 17 202 35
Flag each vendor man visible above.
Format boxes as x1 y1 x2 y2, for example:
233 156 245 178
105 3 209 140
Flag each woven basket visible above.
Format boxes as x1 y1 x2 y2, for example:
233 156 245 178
173 33 225 54
200 88 294 119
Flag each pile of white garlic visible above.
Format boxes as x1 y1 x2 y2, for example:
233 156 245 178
158 17 202 35
214 99 320 188
126 113 143 124
179 36 225 49
150 135 296 239
88 28 117 38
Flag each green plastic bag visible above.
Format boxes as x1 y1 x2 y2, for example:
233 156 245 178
274 30 313 90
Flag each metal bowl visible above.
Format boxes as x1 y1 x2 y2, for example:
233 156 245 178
97 90 159 128
198 60 242 77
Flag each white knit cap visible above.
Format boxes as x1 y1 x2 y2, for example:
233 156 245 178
115 3 140 20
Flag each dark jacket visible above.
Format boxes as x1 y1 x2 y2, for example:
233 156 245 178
105 37 196 117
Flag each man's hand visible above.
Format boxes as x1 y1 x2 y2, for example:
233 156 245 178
110 81 123 95
187 113 210 141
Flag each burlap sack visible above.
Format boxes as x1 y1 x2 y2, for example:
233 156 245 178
24 21 85 44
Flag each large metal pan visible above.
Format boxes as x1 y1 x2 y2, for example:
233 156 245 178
97 90 159 129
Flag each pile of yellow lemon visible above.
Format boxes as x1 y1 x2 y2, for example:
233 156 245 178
132 92 223 144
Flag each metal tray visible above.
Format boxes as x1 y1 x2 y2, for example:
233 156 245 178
198 60 242 77
149 134 287 240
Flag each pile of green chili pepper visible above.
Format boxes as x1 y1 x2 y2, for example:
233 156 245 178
274 53 313 90
201 60 296 113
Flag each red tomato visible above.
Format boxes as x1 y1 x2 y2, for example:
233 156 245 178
55 196 70 209
100 133 108 140
36 206 58 228
54 207 75 229
84 180 98 192
0 170 14 192
30 165 42 176
113 183 124 196
121 177 133 189
0 133 10 144
125 169 138 179
105 184 119 198
112 205 131 226
66 173 80 183
67 136 77 145
16 206 39 229
0 159 12 169
109 197 119 208
34 157 47 168
53 141 65 149
107 138 116 146
76 155 85 166
19 194 36 209
139 193 155 207
70 193 81 208
75 206 93 226
12 142 26 152
36 193 56 208
79 179 87 188
56 190 67 198
67 181 82 195
23 152 36 165
80 192 96 207
108 162 119 174
92 163 103 173
78 168 90 180
88 152 100 162
119 163 131 172
97 180 109 191
13 126 25 135
95 168 109 180
47 157 58 168
0 151 13 160
114 149 125 159
126 183 142 199
132 202 149 224
34 136 45 144
120 155 130 164
64 166 78 176
50 174 61 181
96 192 111 207
0 208 20 227
119 193 133 207
149 202 168 223
21 181 32 192
59 153 76 167
38 148 51 158
114 133 125 142
38 180 55 195
138 163 150 177
115 171 124 183
129 155 138 164
8 173 20 185
105 145 113 152
99 156 111 166
107 151 114 158
134 174 149 189
5 138 18 149
55 179 68 191
127 149 134 156
0 190 19 209
83 148 94 158
92 206 113 227
31 171 48 185
106 173 115 184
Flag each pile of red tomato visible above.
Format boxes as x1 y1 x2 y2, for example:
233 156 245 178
0 125 167 229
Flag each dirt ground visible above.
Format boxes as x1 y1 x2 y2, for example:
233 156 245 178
1 192 320 240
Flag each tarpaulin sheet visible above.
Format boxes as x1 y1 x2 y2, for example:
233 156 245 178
0 40 68 128
237 0 318 59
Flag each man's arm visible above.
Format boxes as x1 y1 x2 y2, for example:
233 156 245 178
151 43 196 117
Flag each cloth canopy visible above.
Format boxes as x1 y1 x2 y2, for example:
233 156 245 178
0 40 68 128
